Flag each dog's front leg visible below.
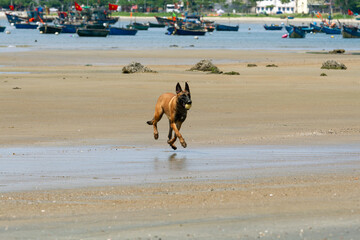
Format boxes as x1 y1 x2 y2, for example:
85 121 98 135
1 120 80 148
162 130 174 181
170 122 187 148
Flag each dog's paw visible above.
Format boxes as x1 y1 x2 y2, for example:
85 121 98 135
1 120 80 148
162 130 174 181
154 133 159 140
170 144 177 150
181 141 187 148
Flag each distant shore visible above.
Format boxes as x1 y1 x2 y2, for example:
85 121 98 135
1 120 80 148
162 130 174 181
1 11 359 25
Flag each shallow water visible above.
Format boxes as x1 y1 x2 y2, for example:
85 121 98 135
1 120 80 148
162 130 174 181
1 19 359 52
1 144 359 192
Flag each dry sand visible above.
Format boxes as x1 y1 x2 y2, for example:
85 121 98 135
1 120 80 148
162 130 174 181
1 49 360 239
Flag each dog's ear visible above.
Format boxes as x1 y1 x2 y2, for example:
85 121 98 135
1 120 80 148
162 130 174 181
176 82 182 94
185 82 190 93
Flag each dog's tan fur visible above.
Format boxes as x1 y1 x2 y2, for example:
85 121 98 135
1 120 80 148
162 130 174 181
147 83 191 150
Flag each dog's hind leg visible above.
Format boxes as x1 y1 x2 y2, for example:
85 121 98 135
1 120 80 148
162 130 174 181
147 105 163 140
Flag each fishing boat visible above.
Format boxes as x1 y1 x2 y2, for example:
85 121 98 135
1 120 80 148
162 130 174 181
109 27 137 35
39 25 62 34
167 26 206 36
322 26 341 35
264 24 283 30
215 24 239 31
127 22 149 30
0 26 6 32
342 25 360 38
285 25 313 33
288 26 306 38
76 28 109 37
5 12 27 23
148 22 166 28
61 24 82 33
14 22 38 29
309 23 324 33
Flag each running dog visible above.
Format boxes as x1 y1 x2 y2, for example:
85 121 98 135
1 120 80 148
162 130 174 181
147 82 192 150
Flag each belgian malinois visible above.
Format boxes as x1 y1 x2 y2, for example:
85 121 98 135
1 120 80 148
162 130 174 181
147 82 192 150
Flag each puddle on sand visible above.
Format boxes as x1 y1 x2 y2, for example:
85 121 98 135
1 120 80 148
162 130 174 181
0 144 359 192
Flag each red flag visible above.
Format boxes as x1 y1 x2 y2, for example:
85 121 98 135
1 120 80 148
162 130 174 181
348 9 354 15
108 3 118 11
75 2 82 11
9 5 14 11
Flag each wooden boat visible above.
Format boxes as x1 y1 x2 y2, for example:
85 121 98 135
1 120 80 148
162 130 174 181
167 27 206 36
14 23 38 29
39 25 62 34
285 25 313 33
5 12 27 23
342 25 360 38
309 23 324 33
148 22 166 28
288 26 306 38
61 24 83 33
127 22 149 30
0 26 6 32
77 28 109 37
109 27 137 35
264 24 283 30
322 26 341 35
215 24 239 31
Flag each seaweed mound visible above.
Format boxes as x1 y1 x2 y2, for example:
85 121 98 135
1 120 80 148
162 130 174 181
122 62 157 74
321 60 347 70
329 49 345 54
189 59 222 74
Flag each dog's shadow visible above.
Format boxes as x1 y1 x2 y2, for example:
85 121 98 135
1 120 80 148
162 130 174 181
153 153 187 171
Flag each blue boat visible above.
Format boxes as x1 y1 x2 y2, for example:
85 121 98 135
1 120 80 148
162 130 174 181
14 23 38 29
61 24 81 33
215 24 239 31
109 27 138 35
322 26 341 35
0 26 6 32
342 25 360 38
77 28 110 37
288 26 306 38
167 27 206 36
310 23 324 33
286 25 313 33
264 24 283 30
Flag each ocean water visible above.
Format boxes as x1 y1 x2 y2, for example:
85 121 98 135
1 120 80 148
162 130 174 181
1 18 359 52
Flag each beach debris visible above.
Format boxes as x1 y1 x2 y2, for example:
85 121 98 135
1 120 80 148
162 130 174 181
85 64 92 66
169 44 178 48
266 64 278 67
247 64 257 67
12 87 21 90
189 59 222 74
223 71 240 75
320 73 327 76
329 49 345 54
122 62 157 74
321 60 347 70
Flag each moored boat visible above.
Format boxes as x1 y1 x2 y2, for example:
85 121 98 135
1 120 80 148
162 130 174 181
127 22 149 30
264 24 283 30
288 26 306 38
77 28 109 37
215 24 239 31
39 25 62 34
310 23 324 33
322 26 341 35
109 27 137 35
14 22 38 29
0 26 6 32
148 22 166 28
167 27 206 36
342 25 360 38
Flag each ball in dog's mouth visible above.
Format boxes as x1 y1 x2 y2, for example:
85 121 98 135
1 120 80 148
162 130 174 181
185 103 192 110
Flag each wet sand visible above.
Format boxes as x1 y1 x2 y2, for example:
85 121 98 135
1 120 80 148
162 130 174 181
1 49 360 239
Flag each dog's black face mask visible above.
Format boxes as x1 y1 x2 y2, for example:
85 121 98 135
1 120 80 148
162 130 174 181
176 82 192 110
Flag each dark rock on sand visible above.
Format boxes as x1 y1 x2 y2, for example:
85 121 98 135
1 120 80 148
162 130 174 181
122 62 157 74
189 59 222 74
329 49 345 54
321 60 347 70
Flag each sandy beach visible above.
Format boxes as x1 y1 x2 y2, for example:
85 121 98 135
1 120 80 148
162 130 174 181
1 49 360 239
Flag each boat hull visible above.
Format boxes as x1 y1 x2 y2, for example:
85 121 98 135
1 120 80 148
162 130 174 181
215 24 239 31
288 26 306 38
322 26 341 35
342 26 360 38
264 24 283 30
77 28 109 37
14 23 38 29
109 27 137 35
167 27 206 36
39 25 62 34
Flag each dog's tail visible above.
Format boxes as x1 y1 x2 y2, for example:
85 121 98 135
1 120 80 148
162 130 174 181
146 119 154 125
